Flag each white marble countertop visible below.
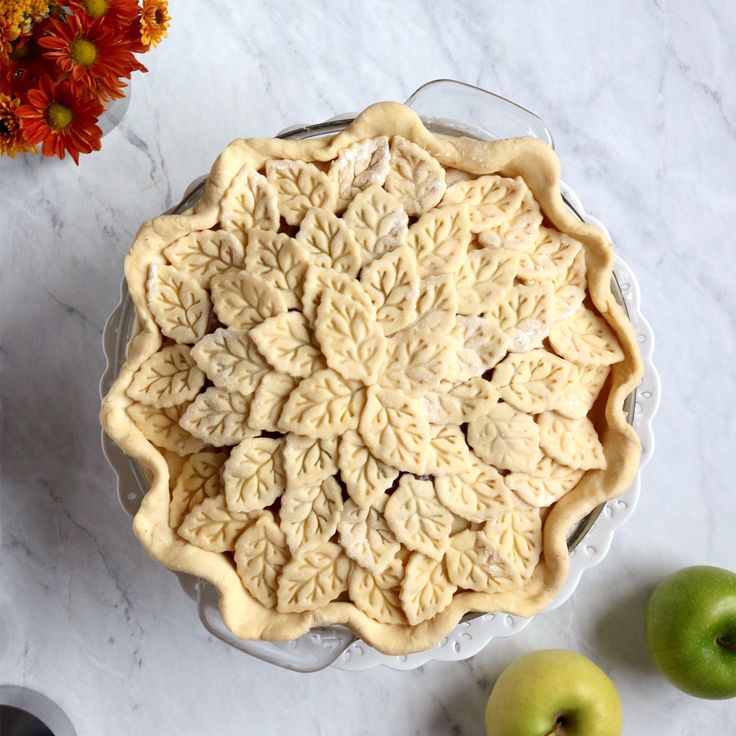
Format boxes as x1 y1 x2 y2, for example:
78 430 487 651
1 1 735 733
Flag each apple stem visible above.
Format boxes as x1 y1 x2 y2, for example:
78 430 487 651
542 727 565 736
717 635 736 653
543 715 568 736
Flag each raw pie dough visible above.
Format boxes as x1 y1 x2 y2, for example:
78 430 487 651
101 102 642 656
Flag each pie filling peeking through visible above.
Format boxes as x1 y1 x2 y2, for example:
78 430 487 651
102 102 641 655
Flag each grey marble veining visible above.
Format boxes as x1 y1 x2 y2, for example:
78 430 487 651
1 1 735 734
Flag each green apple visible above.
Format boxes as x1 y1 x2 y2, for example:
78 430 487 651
485 649 622 736
646 565 736 699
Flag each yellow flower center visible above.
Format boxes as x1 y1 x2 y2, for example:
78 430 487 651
47 102 73 131
83 0 109 18
70 38 97 67
154 8 164 24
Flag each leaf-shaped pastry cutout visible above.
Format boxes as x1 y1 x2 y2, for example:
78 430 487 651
406 204 470 277
442 174 526 232
485 283 554 353
452 315 509 381
210 271 286 331
467 401 542 472
265 159 338 226
147 265 211 344
413 273 457 333
244 229 310 309
247 370 300 432
481 501 543 578
478 189 542 252
505 453 585 507
359 246 419 336
537 412 606 470
455 248 519 315
337 429 398 508
400 552 456 626
179 387 255 447
546 247 586 320
301 264 375 324
280 476 343 554
315 291 387 384
127 344 205 408
190 327 270 394
177 495 256 552
343 184 408 263
233 512 289 608
384 476 452 559
435 454 512 522
359 386 430 475
549 306 625 366
420 377 498 425
338 497 400 574
169 451 227 528
222 436 285 512
276 541 350 613
445 529 522 592
381 326 454 397
517 226 582 282
329 136 390 210
127 401 205 455
164 230 245 287
250 312 325 378
489 349 573 414
280 368 365 439
283 433 338 490
220 164 280 234
295 207 361 276
349 558 407 625
384 135 446 216
553 364 609 420
425 424 471 476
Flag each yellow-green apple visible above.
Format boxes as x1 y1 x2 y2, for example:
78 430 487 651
646 565 736 699
485 649 622 736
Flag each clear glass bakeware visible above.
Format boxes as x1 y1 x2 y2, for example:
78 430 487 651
100 80 658 672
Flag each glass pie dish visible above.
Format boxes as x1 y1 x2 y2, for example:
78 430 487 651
100 80 660 671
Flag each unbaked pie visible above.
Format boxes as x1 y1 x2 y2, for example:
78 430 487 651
101 102 642 655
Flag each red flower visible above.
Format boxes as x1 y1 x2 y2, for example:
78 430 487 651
68 0 142 27
0 32 53 97
16 76 103 163
38 13 146 101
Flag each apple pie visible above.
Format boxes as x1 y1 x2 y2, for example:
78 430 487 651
101 102 642 655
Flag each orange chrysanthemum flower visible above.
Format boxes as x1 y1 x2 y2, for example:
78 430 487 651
16 77 103 163
140 0 169 48
1 1 49 43
68 0 141 26
1 0 49 61
39 13 146 101
0 92 36 156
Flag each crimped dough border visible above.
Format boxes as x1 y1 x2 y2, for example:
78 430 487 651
100 102 643 656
